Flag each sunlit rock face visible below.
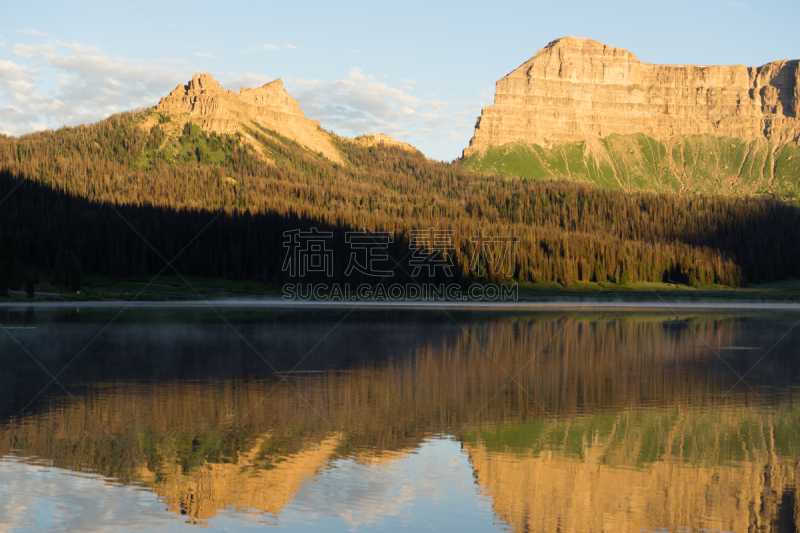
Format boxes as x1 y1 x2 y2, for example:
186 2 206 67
145 435 343 524
156 73 344 163
465 412 800 533
464 37 800 156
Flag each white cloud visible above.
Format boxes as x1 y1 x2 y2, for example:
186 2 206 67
727 2 746 7
246 43 278 52
0 59 47 134
220 72 272 91
11 43 37 58
195 52 219 58
284 44 299 50
0 41 286 137
16 29 48 36
287 69 458 145
0 39 476 159
346 66 362 80
0 41 195 135
477 84 494 100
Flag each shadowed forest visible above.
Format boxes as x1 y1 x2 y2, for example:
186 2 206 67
4 309 800 477
2 111 800 289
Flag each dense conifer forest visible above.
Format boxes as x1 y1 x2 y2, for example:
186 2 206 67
1 110 800 290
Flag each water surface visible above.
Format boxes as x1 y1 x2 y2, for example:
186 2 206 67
2 306 800 532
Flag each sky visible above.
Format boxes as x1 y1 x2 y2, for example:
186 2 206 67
1 0 799 161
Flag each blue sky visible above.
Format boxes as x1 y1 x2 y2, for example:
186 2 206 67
1 0 798 160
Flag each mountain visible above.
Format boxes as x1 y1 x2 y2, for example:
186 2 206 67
153 73 344 163
462 37 800 199
2 68 800 290
144 72 416 165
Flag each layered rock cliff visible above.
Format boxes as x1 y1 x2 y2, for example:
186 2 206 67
155 73 344 163
464 37 800 157
467 442 800 533
464 407 800 533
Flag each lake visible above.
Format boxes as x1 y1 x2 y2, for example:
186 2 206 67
2 304 800 532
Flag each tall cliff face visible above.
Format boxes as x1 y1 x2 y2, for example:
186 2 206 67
464 37 800 157
467 442 800 533
156 73 343 163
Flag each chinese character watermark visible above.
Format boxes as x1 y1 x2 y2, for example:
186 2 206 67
279 226 520 301
345 228 394 277
409 228 455 277
282 228 334 277
469 227 519 277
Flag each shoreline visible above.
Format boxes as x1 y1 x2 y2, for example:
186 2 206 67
3 299 800 312
2 276 799 309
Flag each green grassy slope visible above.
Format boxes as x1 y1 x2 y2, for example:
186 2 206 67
462 134 800 202
462 403 800 468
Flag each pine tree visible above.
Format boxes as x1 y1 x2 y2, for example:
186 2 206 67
0 235 14 296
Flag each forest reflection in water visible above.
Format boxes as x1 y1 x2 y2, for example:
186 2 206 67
2 307 800 532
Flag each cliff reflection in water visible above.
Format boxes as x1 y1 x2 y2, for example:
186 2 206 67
2 309 800 531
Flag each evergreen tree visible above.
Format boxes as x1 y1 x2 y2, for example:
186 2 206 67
0 110 798 289
0 235 14 296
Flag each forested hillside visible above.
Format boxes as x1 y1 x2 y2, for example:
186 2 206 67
1 111 800 290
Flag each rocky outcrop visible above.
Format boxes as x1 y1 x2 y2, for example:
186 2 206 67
156 73 343 163
147 434 343 523
467 442 800 533
464 37 800 156
351 133 417 152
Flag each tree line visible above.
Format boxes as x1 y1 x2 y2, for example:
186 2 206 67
1 111 800 289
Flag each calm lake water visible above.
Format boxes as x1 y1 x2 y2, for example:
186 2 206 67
2 305 800 532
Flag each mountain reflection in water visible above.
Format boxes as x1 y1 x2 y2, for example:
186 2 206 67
1 307 800 532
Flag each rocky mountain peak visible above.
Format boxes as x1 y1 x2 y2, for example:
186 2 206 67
156 73 343 163
464 38 800 157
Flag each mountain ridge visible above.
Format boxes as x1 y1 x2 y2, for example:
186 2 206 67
152 72 344 163
143 72 417 166
464 36 800 157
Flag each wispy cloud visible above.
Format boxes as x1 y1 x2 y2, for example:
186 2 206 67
195 52 219 58
477 84 494 100
727 2 746 8
0 58 45 133
16 29 47 36
284 44 299 50
245 43 278 52
12 43 39 58
0 37 292 137
400 78 417 91
1 38 475 158
220 72 271 91
1 41 195 135
288 67 457 147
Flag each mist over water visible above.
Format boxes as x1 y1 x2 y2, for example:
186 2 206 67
2 307 800 532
